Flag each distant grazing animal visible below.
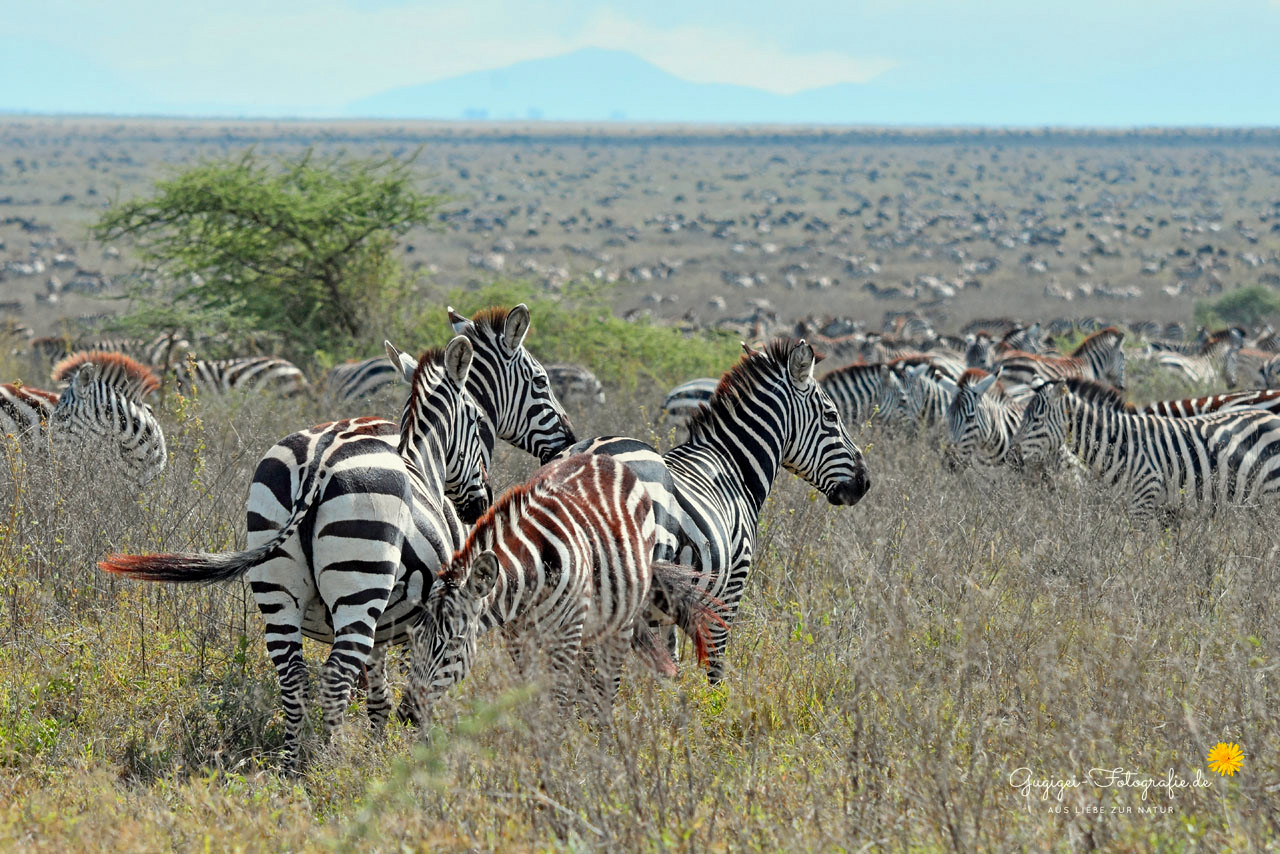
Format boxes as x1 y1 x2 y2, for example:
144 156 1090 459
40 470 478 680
1011 378 1280 519
818 362 903 427
900 363 958 435
408 454 723 722
324 354 399 407
176 356 311 397
660 377 718 425
545 362 606 406
995 326 1126 389
1150 328 1242 387
1261 355 1280 389
0 382 59 438
99 337 491 769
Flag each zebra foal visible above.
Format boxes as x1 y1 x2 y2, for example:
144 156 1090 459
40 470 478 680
409 453 723 721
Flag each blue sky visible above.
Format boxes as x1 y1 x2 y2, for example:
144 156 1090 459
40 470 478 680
2 0 1278 123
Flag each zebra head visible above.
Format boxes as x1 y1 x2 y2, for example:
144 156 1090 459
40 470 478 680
775 340 871 506
1076 327 1127 390
449 304 577 463
944 370 1000 471
1009 379 1070 469
391 337 492 525
902 363 958 429
409 549 500 718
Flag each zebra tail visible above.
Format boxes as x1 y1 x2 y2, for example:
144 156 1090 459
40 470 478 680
98 544 277 584
100 464 323 584
630 620 679 678
650 560 729 668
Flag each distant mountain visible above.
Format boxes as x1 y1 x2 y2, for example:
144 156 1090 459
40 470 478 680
346 47 1280 127
347 48 899 125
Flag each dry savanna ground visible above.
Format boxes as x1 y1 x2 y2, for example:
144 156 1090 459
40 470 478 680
0 119 1278 852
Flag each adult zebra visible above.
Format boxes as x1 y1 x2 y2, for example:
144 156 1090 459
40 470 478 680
901 363 958 435
1149 328 1241 387
324 354 399 408
545 362 606 406
1140 388 1280 418
100 337 491 768
661 377 719 426
1261 355 1280 389
944 369 1023 470
52 351 162 400
4 353 167 486
407 454 724 723
560 338 871 682
818 362 904 428
176 356 311 398
995 326 1127 389
1011 378 1280 519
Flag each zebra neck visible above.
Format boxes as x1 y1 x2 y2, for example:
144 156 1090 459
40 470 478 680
1065 397 1128 475
676 416 781 510
398 423 448 497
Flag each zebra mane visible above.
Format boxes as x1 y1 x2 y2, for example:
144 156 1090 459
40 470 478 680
407 346 448 394
957 368 1007 399
445 477 538 585
1062 377 1133 411
687 338 817 439
51 351 160 400
469 306 513 336
1070 326 1124 357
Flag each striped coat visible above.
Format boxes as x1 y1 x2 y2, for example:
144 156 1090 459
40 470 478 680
1012 378 1280 518
100 338 491 767
996 326 1126 389
944 369 1024 469
407 454 722 721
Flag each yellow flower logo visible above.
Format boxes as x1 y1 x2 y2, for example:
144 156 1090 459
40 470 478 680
1207 742 1244 777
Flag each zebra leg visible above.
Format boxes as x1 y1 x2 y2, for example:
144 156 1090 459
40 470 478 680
548 619 587 711
580 634 630 722
365 644 393 735
704 595 743 685
249 554 315 770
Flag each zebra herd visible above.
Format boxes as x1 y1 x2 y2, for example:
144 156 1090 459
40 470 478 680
663 321 1280 520
96 304 870 770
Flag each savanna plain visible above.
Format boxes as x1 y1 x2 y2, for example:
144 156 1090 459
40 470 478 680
1 118 1279 851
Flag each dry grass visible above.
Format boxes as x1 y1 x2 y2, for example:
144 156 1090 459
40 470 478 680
1 361 1277 852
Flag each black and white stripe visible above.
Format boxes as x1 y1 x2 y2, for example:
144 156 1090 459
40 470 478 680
100 337 491 768
545 362 606 406
408 453 722 721
996 327 1127 389
177 356 311 398
944 369 1023 469
324 355 400 407
1011 378 1280 518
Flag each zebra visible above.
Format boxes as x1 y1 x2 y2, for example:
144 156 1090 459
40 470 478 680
998 322 1047 355
1149 328 1242 387
99 337 491 768
545 362 606 406
1010 377 1280 519
45 357 167 486
0 382 59 438
175 356 311 398
407 453 724 722
818 362 903 428
944 369 1024 470
1261 355 1280 389
324 354 399 407
51 351 162 400
964 332 994 370
995 326 1126 390
447 305 578 463
661 377 719 426
900 363 958 434
559 338 871 682
1140 389 1280 418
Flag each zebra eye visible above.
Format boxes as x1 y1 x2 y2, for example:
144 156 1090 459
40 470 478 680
533 374 549 389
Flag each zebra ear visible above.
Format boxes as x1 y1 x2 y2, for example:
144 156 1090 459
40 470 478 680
466 551 500 600
788 340 816 387
72 363 97 390
973 372 999 396
443 336 474 387
384 340 418 383
503 304 531 352
447 306 470 335
906 363 928 379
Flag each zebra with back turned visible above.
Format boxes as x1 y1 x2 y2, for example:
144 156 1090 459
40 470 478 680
661 377 720 427
1011 377 1280 519
560 339 871 682
324 354 399 408
408 453 723 722
176 355 311 398
818 361 903 428
100 337 492 768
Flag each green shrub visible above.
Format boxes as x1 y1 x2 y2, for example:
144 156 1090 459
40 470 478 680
1194 285 1280 329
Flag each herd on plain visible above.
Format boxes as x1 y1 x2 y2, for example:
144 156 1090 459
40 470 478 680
3 305 1278 769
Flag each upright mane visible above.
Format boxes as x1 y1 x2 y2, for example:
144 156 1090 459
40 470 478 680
1062 377 1133 411
1071 326 1123 357
445 477 537 583
52 351 160 400
686 338 818 439
469 306 512 337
